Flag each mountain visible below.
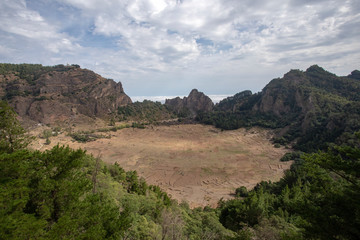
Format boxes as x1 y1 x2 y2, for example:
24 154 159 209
198 65 360 151
2 63 359 151
0 64 131 125
165 89 214 117
215 90 253 112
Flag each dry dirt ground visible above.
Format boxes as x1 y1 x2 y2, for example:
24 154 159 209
30 124 291 208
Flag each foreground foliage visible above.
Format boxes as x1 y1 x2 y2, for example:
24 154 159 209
0 145 235 239
219 133 360 239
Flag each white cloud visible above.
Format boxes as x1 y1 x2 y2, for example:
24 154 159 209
0 0 359 97
0 0 80 54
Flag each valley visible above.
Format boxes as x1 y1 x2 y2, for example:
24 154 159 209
31 123 290 208
2 63 359 239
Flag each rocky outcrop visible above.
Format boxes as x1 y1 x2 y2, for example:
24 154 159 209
217 90 252 112
252 69 311 117
0 65 132 124
251 65 354 122
197 65 360 151
165 89 214 117
214 65 359 132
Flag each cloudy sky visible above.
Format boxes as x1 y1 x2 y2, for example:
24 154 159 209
1 0 359 100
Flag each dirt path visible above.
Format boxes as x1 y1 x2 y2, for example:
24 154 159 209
31 124 291 208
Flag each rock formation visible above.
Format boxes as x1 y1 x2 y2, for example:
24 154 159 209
216 90 252 112
0 64 132 124
165 89 214 117
198 65 360 151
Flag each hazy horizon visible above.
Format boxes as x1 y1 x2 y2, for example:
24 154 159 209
131 94 234 104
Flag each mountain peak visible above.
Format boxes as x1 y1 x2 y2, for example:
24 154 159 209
165 89 214 117
305 65 336 78
189 89 199 95
306 64 326 73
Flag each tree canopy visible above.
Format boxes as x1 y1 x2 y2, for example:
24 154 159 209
0 101 32 153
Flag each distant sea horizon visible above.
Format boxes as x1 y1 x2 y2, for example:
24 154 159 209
130 94 233 104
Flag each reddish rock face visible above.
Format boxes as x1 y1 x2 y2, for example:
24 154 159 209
165 89 214 117
0 66 132 124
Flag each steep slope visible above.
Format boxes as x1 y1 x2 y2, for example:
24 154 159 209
254 65 359 117
216 90 253 112
165 89 214 117
199 65 360 151
0 64 132 124
117 100 177 122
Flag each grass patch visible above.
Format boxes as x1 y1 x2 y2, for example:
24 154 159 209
201 167 214 174
69 131 110 143
97 123 131 132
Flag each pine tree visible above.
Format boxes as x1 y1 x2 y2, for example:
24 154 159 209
0 101 32 153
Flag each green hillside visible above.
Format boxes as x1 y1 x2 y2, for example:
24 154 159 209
0 63 78 89
198 65 360 152
117 100 177 123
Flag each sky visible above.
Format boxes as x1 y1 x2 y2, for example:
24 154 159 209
0 0 359 101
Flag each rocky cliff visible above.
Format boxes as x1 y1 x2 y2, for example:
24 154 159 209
0 64 132 124
216 90 253 112
198 65 360 151
253 65 360 120
165 89 214 117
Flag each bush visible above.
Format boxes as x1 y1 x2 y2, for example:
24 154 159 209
42 129 52 139
280 152 302 162
45 138 51 145
69 131 108 142
235 186 249 197
132 122 146 129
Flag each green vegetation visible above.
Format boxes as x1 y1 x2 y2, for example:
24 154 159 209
97 123 132 133
0 101 32 153
118 100 176 123
219 133 360 239
0 63 78 88
69 123 149 143
69 131 110 143
235 186 248 198
41 128 61 145
198 65 360 152
0 63 82 101
280 151 302 162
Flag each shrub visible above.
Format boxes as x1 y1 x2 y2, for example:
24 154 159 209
235 186 249 198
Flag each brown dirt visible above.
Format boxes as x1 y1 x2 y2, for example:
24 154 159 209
30 124 291 208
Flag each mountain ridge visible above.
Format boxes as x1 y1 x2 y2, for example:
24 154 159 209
0 64 131 125
198 65 360 151
2 63 359 152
